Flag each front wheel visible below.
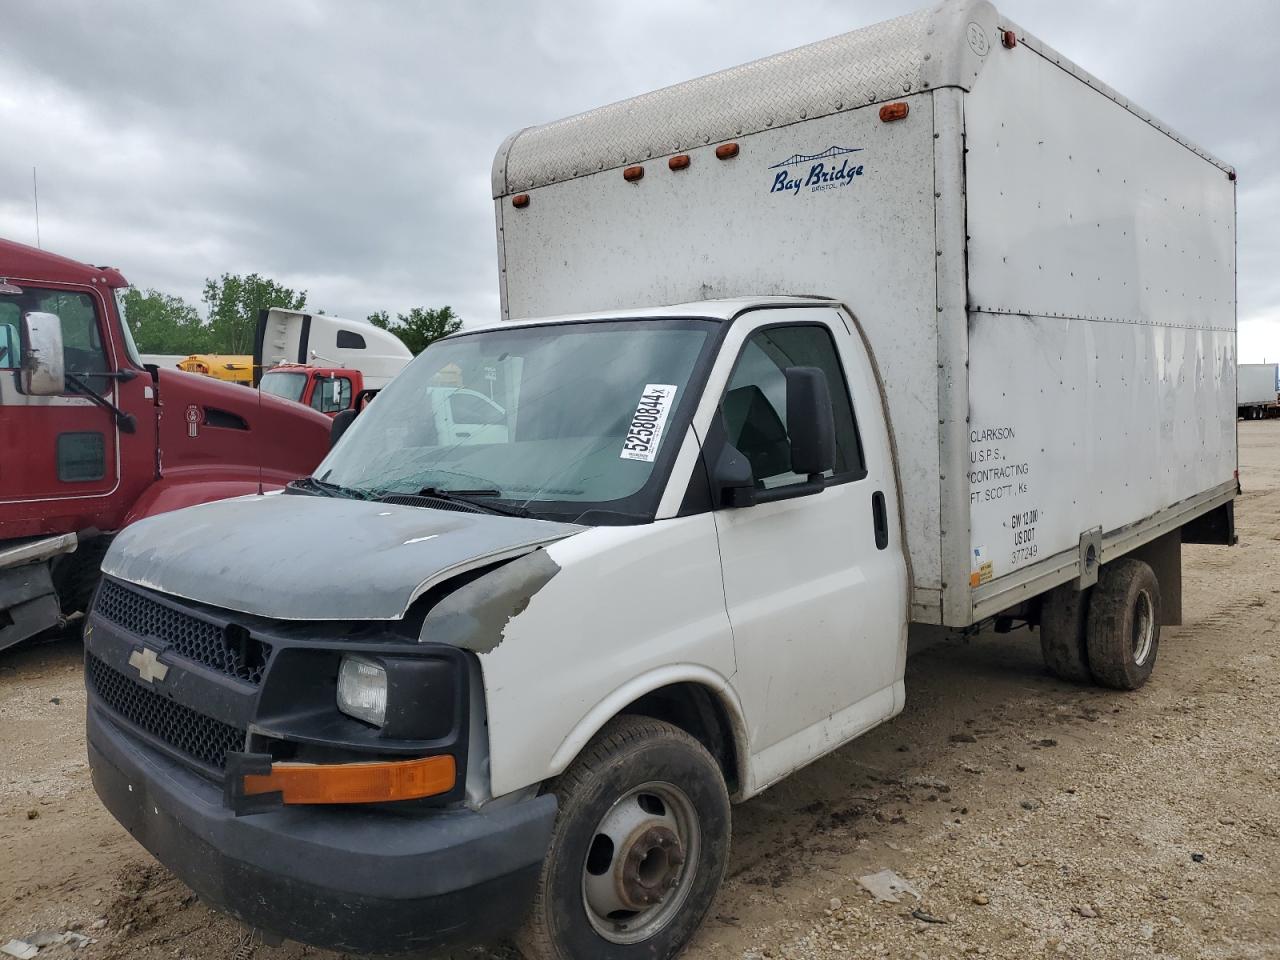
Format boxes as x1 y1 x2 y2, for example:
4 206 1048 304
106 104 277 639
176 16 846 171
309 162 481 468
516 716 731 960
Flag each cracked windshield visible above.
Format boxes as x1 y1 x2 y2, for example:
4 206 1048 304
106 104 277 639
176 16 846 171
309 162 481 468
314 319 714 509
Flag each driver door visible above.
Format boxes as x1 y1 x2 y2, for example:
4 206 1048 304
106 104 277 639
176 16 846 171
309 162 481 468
0 285 120 503
707 308 907 786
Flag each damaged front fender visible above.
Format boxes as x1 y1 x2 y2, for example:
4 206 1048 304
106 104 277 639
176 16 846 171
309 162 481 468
420 550 561 654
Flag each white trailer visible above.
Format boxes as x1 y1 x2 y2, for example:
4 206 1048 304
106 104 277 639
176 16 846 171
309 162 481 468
493 0 1238 629
255 307 412 390
1238 362 1279 418
85 4 1239 959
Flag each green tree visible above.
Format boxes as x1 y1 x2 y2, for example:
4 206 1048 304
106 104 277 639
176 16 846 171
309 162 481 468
203 273 307 354
367 306 462 355
120 288 210 354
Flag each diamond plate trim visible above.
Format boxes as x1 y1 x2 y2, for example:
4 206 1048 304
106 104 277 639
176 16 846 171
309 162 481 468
498 6 945 194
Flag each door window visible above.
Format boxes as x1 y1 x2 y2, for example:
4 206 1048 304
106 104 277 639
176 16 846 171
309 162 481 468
721 324 865 490
311 376 353 413
0 302 17 369
36 291 110 393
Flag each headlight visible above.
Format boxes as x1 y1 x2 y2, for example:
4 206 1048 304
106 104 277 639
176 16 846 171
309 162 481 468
337 656 387 727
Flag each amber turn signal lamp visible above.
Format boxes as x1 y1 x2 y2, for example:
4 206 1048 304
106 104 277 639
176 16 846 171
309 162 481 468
242 754 456 805
715 142 739 160
623 165 645 182
511 193 530 209
668 154 691 171
1001 29 1017 48
879 102 909 122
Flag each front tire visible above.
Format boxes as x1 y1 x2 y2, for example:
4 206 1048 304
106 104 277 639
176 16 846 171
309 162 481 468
1086 559 1161 690
516 716 731 960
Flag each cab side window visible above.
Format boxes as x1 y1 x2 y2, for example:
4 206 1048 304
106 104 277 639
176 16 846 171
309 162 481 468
0 302 18 369
311 376 353 413
721 324 865 489
36 291 110 393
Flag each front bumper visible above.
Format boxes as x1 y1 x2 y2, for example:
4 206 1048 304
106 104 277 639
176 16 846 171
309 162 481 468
88 704 557 954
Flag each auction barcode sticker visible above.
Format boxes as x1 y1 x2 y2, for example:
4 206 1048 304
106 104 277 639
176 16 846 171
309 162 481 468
620 384 678 462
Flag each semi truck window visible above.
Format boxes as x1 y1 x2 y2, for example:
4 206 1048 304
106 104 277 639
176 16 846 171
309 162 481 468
35 291 110 393
260 371 308 403
311 376 353 413
0 302 17 368
722 324 866 489
335 330 366 349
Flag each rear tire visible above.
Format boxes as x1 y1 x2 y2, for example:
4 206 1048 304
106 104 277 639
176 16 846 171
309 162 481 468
1039 583 1093 683
1086 559 1160 690
516 716 731 960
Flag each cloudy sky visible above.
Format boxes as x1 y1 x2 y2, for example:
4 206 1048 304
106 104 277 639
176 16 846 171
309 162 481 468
1 0 1277 360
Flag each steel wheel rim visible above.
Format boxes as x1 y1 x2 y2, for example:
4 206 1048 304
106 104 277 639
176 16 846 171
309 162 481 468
580 780 701 944
1132 589 1155 665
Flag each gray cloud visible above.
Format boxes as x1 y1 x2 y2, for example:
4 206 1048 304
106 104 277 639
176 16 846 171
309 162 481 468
1 0 1277 359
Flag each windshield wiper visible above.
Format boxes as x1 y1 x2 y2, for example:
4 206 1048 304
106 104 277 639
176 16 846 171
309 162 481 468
287 476 374 500
392 486 532 519
65 373 137 433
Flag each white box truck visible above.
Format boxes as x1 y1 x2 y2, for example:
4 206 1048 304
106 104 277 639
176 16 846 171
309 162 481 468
85 3 1237 958
1238 362 1278 418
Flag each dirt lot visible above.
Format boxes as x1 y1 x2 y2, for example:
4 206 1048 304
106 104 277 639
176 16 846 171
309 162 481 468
2 421 1278 960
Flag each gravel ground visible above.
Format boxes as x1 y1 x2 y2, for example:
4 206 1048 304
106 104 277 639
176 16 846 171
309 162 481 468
1 420 1277 960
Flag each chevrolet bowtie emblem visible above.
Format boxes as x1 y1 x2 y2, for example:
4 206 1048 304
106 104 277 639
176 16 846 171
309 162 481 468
128 647 169 684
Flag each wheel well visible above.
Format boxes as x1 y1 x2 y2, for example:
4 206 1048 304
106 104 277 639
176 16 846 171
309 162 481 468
622 683 742 796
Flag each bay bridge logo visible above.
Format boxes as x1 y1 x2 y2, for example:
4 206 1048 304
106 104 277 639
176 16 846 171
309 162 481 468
769 146 864 197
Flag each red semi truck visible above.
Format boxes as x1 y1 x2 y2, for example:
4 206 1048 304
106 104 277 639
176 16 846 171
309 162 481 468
0 237 331 652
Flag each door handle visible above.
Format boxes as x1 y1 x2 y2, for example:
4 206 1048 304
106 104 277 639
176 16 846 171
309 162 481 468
871 491 889 550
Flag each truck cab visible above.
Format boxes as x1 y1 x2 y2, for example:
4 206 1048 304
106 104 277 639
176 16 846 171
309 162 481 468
259 363 365 415
0 237 332 652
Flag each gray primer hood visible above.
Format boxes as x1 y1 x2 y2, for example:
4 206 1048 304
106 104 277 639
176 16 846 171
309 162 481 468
102 494 583 621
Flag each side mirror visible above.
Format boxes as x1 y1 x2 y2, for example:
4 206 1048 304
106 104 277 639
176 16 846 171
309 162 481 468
330 408 358 448
785 366 836 477
711 442 756 508
20 311 65 396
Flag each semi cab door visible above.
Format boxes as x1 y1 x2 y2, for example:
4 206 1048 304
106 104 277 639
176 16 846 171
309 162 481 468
705 307 907 788
0 283 157 534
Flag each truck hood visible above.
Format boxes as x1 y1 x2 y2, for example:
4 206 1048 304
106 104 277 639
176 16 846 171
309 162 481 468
102 493 583 621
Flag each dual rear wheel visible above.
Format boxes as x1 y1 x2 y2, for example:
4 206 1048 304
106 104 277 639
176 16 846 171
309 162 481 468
1040 558 1161 689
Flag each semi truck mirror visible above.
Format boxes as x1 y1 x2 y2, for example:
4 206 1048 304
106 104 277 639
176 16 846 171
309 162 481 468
785 366 836 477
330 408 358 448
19 310 66 396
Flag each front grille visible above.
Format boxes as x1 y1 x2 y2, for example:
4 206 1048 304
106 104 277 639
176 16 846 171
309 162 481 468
95 579 271 684
87 654 244 771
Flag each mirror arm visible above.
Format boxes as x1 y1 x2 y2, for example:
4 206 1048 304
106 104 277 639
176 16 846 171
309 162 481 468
75 369 139 382
751 476 826 505
65 374 138 434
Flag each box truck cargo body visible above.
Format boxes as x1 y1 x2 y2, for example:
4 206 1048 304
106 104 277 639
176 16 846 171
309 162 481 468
494 0 1237 627
86 3 1237 958
1238 362 1278 418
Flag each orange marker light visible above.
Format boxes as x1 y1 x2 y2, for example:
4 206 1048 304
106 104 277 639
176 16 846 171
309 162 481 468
242 754 456 805
715 142 739 160
1002 29 1017 48
511 193 530 209
623 165 645 182
879 102 909 123
668 154 691 171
